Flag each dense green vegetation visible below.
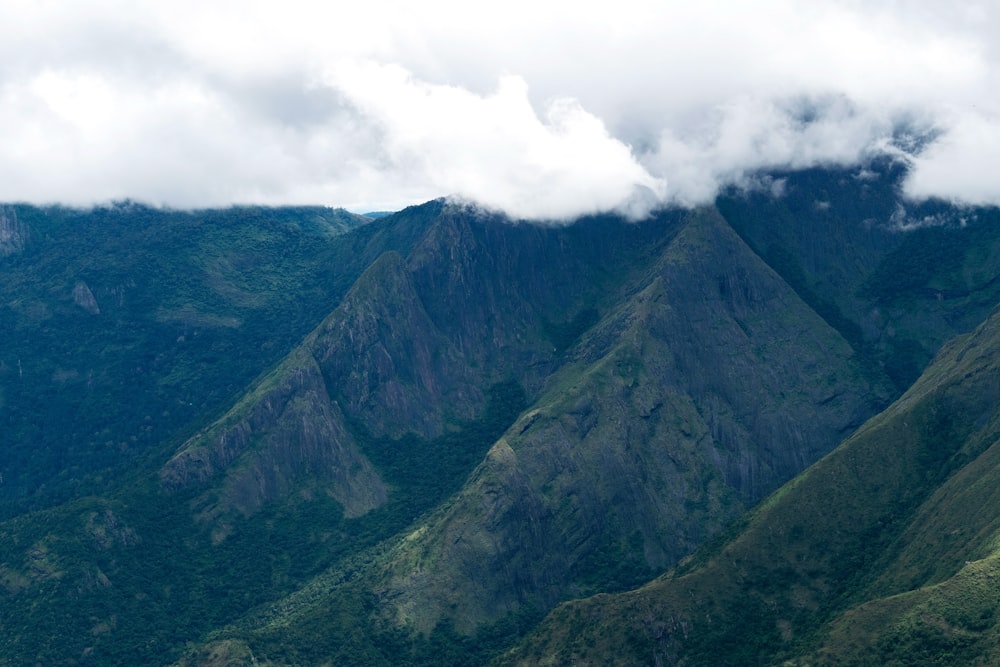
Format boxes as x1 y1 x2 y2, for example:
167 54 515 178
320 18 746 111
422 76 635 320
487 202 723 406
0 380 526 666
357 380 527 512
502 304 1000 667
5 166 1000 666
542 308 600 354
0 203 369 514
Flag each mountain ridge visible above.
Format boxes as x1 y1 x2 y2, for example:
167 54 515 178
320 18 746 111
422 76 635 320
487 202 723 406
4 166 1000 664
162 201 892 664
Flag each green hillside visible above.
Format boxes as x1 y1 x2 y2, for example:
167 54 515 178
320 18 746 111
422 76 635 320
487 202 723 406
3 164 1000 665
0 203 372 516
502 298 1000 666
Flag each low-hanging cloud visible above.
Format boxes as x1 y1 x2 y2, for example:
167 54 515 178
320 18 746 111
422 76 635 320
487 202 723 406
0 0 997 219
325 62 664 220
644 95 899 206
904 111 1000 206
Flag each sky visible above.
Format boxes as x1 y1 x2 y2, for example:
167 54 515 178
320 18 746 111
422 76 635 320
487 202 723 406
0 0 998 220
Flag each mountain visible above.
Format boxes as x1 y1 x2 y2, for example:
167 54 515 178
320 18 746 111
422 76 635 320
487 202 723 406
155 200 887 666
502 297 1000 667
2 163 1000 665
0 202 375 516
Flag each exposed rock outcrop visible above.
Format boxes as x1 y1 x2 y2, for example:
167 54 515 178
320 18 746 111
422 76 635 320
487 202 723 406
0 206 27 256
161 350 387 524
373 208 890 633
72 282 100 314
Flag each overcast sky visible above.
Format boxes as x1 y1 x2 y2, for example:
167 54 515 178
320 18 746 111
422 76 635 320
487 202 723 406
1 1 997 219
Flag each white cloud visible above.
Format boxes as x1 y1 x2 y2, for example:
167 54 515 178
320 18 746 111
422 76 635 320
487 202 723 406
905 111 1000 206
0 0 997 219
325 62 663 219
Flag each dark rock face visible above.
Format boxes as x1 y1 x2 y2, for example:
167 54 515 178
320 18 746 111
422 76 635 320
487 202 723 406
160 209 671 528
158 202 894 638
159 207 682 532
72 282 101 314
314 250 479 440
374 208 889 633
0 206 28 256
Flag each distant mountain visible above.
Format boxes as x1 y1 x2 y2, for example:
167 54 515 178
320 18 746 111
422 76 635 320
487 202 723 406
2 164 1000 665
718 162 1000 391
0 203 372 516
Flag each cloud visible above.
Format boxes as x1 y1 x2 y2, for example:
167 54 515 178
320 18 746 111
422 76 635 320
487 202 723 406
644 95 899 205
0 0 997 219
325 62 664 219
904 111 1000 206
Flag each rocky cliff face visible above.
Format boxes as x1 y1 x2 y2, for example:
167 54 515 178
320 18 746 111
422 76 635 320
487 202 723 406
71 281 101 314
161 347 387 534
0 206 28 256
160 206 684 531
373 207 889 634
314 250 480 439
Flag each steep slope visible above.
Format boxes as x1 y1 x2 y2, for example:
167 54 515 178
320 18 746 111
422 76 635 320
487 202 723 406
719 162 1000 390
502 304 1000 666
172 206 891 666
368 206 884 634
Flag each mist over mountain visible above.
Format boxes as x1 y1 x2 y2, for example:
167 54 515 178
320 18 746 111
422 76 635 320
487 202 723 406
3 161 1000 665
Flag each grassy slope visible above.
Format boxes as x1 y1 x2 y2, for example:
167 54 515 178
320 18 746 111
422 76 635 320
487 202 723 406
501 305 1000 666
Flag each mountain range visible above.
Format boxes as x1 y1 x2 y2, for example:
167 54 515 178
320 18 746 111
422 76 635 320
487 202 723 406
2 161 1000 665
